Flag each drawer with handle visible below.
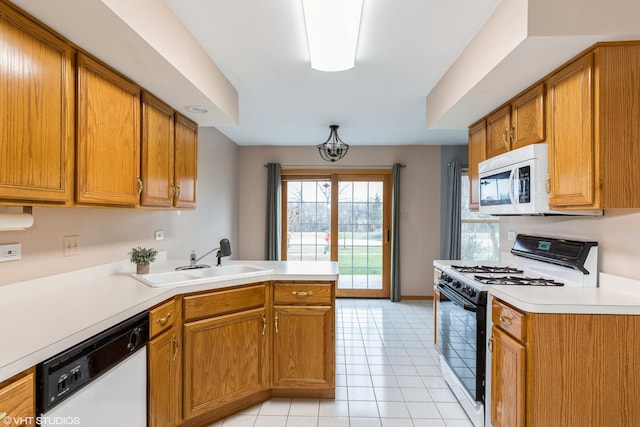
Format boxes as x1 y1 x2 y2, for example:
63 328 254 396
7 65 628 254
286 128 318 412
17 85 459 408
149 298 176 338
492 299 527 342
273 282 333 305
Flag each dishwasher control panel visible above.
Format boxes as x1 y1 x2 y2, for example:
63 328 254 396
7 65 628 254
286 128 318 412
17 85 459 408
36 312 149 414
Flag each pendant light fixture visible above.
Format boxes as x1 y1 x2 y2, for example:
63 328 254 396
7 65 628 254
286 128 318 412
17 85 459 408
317 125 349 162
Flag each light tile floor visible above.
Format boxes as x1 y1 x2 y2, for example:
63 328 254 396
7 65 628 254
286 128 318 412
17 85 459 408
208 298 472 427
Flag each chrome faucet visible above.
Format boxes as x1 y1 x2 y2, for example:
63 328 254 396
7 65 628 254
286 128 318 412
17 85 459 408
175 239 232 271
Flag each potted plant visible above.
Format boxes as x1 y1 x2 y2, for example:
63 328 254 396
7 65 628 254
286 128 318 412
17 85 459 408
129 246 158 274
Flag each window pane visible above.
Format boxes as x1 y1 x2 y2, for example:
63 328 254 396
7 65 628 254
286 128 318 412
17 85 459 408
460 172 499 261
286 181 331 261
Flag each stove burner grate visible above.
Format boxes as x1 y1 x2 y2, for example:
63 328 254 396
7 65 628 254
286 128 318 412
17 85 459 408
474 275 565 286
451 265 524 274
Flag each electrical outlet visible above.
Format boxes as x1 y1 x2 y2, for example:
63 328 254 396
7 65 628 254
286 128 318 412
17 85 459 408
154 230 164 241
63 235 80 256
507 231 517 241
0 243 21 262
401 213 409 221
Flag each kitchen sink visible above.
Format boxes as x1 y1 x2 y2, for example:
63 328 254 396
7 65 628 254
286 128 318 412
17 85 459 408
132 264 273 287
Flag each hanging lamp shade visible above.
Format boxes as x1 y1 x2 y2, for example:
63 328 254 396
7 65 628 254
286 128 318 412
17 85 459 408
317 125 349 162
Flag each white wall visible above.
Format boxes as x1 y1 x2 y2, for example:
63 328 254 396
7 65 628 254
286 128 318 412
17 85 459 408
238 145 441 298
0 127 239 286
500 210 640 280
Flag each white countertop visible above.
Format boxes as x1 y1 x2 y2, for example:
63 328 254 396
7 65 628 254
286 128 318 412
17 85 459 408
489 272 640 314
0 258 338 382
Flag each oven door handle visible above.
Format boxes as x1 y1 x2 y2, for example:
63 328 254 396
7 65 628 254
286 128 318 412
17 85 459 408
437 284 478 313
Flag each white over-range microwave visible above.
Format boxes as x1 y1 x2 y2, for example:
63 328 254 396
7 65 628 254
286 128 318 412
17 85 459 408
478 143 602 216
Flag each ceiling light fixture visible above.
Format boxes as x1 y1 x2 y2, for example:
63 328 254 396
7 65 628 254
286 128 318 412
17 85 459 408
302 0 363 72
185 105 209 114
317 125 349 162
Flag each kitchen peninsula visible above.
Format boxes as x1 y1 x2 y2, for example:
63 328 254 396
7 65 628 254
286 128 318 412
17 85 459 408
0 258 338 426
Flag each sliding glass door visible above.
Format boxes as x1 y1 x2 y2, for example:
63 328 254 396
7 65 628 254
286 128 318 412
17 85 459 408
282 171 391 298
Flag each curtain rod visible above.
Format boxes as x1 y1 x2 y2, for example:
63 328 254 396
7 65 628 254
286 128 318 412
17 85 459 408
264 163 406 168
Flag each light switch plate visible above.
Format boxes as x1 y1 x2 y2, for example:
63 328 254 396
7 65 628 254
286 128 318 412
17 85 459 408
0 243 21 262
63 235 80 256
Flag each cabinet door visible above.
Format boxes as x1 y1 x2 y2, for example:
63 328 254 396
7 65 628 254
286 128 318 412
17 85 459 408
0 368 35 426
546 54 595 208
0 4 74 204
183 307 268 420
148 328 180 427
141 93 174 207
272 306 334 392
468 121 486 211
510 83 545 150
76 53 141 206
174 113 197 208
486 105 511 158
491 326 525 427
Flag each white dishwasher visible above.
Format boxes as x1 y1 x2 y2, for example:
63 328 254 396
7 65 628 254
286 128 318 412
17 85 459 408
36 312 148 427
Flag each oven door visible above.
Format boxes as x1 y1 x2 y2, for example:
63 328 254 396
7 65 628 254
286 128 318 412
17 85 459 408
436 283 486 403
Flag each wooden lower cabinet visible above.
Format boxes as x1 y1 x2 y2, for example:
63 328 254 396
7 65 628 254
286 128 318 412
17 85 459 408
272 305 334 397
148 298 182 427
148 328 181 427
491 298 640 426
0 367 35 427
181 284 270 426
490 326 524 427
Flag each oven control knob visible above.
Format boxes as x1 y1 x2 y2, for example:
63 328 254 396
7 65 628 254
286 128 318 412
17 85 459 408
453 280 461 288
442 274 452 283
469 290 477 298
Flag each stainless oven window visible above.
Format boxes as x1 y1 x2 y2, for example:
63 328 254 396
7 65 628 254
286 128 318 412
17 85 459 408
437 285 486 403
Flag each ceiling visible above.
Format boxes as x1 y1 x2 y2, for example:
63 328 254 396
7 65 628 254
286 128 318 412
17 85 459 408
164 0 502 146
9 0 640 148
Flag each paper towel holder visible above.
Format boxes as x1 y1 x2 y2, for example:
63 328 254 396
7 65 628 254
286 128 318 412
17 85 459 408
0 206 34 231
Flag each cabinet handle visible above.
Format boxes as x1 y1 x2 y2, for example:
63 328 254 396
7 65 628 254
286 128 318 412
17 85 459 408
274 312 279 334
488 336 493 353
170 184 176 200
137 177 144 197
158 312 172 326
510 124 515 142
172 335 179 361
545 175 551 195
0 411 6 420
498 314 513 326
502 128 508 145
262 313 267 336
292 291 313 296
175 185 181 200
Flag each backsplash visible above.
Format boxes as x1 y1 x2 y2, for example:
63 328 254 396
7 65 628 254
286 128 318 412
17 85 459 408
500 210 640 280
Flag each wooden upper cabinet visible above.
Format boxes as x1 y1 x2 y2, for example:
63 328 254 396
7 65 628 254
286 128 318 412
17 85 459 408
141 93 175 208
468 120 487 211
546 53 595 208
0 3 74 204
76 53 141 206
486 83 545 159
486 105 511 158
510 84 545 150
174 113 198 208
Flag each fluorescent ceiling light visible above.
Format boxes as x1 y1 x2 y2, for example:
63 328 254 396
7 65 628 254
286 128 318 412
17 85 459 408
302 0 363 72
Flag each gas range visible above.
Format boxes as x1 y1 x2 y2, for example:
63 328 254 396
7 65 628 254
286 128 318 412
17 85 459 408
440 234 599 301
434 234 598 427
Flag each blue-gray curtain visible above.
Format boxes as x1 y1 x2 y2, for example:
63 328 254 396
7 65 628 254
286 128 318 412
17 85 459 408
390 163 402 302
443 161 461 259
265 163 281 260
